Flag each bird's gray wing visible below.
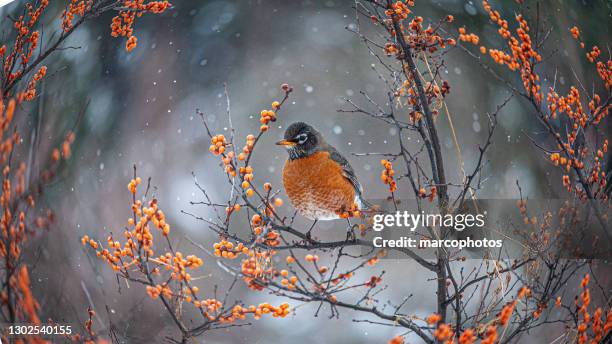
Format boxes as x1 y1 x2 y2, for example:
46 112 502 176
327 147 363 197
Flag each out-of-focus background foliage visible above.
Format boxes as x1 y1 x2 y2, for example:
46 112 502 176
1 0 610 343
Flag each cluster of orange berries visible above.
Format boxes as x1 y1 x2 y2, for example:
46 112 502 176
595 60 612 89
483 1 543 103
17 65 46 103
573 274 612 344
222 302 290 322
241 249 275 291
384 43 399 56
14 163 27 197
225 203 241 215
81 235 98 249
499 286 531 325
516 199 534 225
83 180 178 276
51 131 76 164
549 152 570 169
149 202 171 235
24 0 48 27
82 234 124 272
305 254 319 262
240 166 255 196
209 134 239 177
458 27 480 45
110 1 171 52
259 100 282 132
250 213 265 235
488 48 515 68
408 110 422 124
159 251 203 282
426 80 451 100
592 140 609 196
407 16 423 32
145 284 226 317
367 253 383 266
587 94 608 124
410 18 456 53
0 99 17 165
127 176 142 194
248 206 280 239
380 1 455 55
365 275 382 288
586 46 601 63
84 307 95 338
380 160 397 193
238 134 256 161
426 313 442 324
388 335 404 344
337 202 361 219
214 240 248 259
209 134 228 156
570 26 581 40
147 283 192 303
61 0 92 32
569 26 611 88
385 1 412 20
428 286 531 344
145 284 169 299
262 230 280 247
544 84 610 195
418 186 437 202
2 0 48 88
577 274 591 343
329 271 354 286
546 87 588 125
434 322 454 342
458 25 485 53
278 269 299 290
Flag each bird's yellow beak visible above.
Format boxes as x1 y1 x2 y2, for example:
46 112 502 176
276 139 297 146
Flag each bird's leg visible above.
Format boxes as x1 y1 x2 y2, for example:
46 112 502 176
305 220 317 242
345 218 356 242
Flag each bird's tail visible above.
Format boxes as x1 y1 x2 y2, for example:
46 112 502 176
358 198 383 217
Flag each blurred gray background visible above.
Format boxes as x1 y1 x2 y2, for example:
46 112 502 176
1 0 610 343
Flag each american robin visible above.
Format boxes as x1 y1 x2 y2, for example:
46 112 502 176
276 122 366 222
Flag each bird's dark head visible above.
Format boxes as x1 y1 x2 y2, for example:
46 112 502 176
276 122 322 160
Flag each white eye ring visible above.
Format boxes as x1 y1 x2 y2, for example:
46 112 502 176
295 133 308 144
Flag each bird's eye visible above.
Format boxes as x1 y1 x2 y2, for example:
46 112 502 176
295 133 308 144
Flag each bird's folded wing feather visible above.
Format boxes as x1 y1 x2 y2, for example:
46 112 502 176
327 148 363 196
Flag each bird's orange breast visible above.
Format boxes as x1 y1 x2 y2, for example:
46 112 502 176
282 151 356 220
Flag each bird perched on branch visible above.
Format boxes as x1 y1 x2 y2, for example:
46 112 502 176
276 122 367 222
